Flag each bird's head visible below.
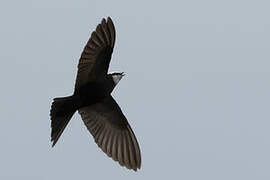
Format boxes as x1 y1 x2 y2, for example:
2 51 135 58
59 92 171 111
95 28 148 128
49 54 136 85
110 72 125 85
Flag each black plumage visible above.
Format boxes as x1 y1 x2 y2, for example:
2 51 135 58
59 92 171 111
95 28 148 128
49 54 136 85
50 17 141 171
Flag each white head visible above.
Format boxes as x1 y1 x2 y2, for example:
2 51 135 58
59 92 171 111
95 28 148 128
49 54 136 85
111 72 125 85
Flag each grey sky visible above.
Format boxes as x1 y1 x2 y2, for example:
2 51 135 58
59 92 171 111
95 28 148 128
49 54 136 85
0 0 269 179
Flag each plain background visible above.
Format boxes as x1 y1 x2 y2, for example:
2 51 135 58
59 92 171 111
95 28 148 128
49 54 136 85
0 0 269 179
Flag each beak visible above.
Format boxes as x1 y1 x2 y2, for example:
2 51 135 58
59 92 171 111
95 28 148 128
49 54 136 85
122 72 125 76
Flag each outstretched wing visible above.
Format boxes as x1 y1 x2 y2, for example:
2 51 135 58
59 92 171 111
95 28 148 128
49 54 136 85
75 17 116 92
78 96 141 171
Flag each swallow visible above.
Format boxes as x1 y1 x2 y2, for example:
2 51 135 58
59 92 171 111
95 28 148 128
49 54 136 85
50 17 141 171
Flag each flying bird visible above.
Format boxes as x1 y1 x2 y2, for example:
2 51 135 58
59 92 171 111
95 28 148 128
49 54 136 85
50 17 141 171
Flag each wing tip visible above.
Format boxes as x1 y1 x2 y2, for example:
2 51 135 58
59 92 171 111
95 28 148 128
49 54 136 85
107 16 112 22
101 18 106 24
51 141 56 148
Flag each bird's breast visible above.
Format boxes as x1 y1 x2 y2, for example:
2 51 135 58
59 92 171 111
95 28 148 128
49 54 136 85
75 81 113 107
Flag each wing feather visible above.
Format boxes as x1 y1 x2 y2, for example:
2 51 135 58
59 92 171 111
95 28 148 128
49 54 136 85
123 131 131 169
112 132 119 162
107 17 115 47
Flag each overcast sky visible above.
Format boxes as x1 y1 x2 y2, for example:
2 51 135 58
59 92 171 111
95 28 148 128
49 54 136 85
0 0 270 179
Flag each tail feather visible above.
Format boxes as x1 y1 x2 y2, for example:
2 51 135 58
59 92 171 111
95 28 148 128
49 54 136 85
50 96 77 147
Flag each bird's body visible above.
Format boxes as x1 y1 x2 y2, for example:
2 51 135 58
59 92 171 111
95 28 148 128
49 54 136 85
75 76 115 106
50 17 141 171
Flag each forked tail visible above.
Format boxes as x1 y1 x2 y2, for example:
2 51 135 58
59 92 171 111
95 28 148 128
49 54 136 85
50 96 77 147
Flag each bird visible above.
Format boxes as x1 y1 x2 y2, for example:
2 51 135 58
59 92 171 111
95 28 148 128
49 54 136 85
50 17 141 171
